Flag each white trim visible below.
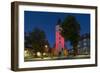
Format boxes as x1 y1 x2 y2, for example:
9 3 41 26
18 5 96 68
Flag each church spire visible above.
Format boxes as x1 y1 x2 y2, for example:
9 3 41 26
56 18 61 25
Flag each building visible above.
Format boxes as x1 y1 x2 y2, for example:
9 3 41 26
77 33 90 55
55 19 68 55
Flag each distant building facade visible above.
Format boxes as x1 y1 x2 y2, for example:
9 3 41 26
77 33 90 55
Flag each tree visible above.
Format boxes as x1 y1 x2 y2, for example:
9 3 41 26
24 32 32 48
60 15 81 56
30 28 46 53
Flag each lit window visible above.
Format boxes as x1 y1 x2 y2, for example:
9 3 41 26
78 45 80 47
83 39 87 41
84 43 87 46
79 41 81 44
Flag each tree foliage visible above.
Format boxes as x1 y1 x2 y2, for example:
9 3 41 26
61 15 81 56
25 28 47 53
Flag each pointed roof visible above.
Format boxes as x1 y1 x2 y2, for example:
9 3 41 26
56 19 62 25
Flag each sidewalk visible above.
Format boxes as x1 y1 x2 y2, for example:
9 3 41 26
25 54 90 61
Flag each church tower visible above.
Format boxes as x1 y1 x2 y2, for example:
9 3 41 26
55 19 65 55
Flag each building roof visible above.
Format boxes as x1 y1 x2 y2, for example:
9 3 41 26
80 33 90 40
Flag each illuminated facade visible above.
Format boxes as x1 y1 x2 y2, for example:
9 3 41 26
55 19 65 55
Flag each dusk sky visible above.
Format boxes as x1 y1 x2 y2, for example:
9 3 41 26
24 11 90 49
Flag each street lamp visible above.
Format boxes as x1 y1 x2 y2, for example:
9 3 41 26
37 52 41 57
45 45 48 48
44 45 48 56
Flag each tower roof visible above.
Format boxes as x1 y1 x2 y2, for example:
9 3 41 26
56 19 62 25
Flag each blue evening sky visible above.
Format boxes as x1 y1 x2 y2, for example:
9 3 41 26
24 11 90 49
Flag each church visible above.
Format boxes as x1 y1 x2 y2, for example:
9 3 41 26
54 19 68 56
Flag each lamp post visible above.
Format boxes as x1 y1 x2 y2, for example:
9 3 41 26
45 45 48 48
43 45 48 56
